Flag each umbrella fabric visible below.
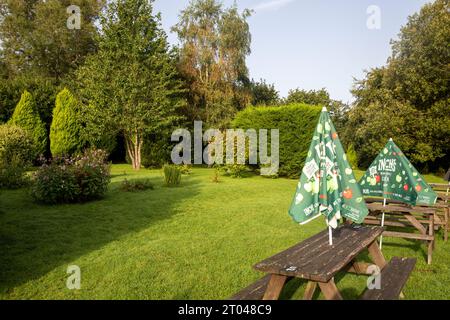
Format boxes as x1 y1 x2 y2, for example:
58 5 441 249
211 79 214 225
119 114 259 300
288 107 369 229
359 139 438 205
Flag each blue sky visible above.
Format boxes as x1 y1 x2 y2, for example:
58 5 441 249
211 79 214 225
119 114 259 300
153 0 431 103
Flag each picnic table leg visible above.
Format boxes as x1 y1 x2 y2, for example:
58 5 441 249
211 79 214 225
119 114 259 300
367 240 387 269
445 207 449 242
428 213 434 265
262 274 287 300
404 214 427 235
303 281 317 300
318 278 343 300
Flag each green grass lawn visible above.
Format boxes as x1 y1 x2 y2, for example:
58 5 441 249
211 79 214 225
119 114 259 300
0 165 449 299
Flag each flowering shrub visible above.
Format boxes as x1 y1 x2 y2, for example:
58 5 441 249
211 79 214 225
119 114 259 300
31 149 111 204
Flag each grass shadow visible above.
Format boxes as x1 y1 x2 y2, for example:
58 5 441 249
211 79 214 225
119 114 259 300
0 172 201 293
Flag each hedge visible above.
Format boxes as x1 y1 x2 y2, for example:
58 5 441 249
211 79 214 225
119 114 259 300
232 103 322 177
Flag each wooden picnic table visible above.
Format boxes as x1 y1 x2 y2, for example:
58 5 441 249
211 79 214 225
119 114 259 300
364 201 435 264
252 225 386 300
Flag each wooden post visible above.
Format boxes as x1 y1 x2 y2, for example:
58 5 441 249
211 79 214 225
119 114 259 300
303 281 317 300
445 207 449 242
318 278 343 300
262 274 287 300
427 213 434 265
368 240 387 269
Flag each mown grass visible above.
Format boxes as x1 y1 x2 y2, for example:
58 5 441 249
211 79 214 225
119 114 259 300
0 165 449 299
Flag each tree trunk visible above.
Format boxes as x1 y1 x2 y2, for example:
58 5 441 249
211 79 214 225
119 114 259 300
125 131 142 170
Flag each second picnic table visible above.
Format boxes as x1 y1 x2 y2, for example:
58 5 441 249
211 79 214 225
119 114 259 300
364 200 436 264
253 225 388 300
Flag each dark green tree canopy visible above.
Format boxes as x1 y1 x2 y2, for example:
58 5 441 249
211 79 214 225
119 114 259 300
0 0 104 81
250 79 280 106
76 0 184 169
348 0 449 170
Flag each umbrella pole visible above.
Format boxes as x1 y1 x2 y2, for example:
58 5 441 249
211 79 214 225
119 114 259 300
328 226 333 245
379 198 386 249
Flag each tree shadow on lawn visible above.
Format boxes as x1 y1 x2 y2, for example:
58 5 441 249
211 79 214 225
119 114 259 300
0 173 201 293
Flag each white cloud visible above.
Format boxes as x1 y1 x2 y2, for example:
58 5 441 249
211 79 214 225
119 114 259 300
252 0 295 12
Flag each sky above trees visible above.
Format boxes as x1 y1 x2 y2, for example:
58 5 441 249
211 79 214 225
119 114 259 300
154 0 431 102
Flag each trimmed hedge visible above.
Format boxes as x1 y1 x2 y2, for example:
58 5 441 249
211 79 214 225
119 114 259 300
232 103 322 177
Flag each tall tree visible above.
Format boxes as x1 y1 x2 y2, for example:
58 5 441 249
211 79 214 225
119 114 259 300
250 79 280 106
50 88 84 156
0 0 104 81
76 0 184 170
8 90 47 156
173 0 252 128
285 87 349 135
348 0 449 170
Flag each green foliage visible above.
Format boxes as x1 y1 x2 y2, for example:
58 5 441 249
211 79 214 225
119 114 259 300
232 103 322 177
50 88 84 156
284 87 350 134
221 164 248 178
0 160 30 189
120 178 154 192
163 164 181 187
0 124 34 189
0 76 58 128
0 0 104 82
179 164 192 175
173 0 252 127
250 79 280 106
76 0 185 169
348 0 450 169
211 168 220 183
0 124 35 165
346 143 358 170
285 88 331 106
8 90 47 156
31 149 111 204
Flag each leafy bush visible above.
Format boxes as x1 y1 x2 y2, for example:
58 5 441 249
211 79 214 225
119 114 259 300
232 103 322 177
221 164 248 178
120 178 154 192
8 90 47 157
179 164 192 175
31 149 111 204
163 164 181 187
0 124 34 188
346 143 358 169
0 124 35 165
50 88 84 156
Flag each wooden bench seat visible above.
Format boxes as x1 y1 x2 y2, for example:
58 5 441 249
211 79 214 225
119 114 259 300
229 275 272 300
361 257 416 300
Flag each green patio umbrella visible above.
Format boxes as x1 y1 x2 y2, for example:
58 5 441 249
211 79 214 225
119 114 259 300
288 107 369 245
358 138 438 248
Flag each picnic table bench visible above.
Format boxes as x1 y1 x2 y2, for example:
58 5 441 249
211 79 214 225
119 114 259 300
230 225 416 300
365 201 435 264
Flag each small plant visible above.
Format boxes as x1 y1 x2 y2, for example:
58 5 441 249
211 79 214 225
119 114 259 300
211 168 220 183
222 164 248 178
120 178 154 192
179 164 192 175
163 164 181 187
